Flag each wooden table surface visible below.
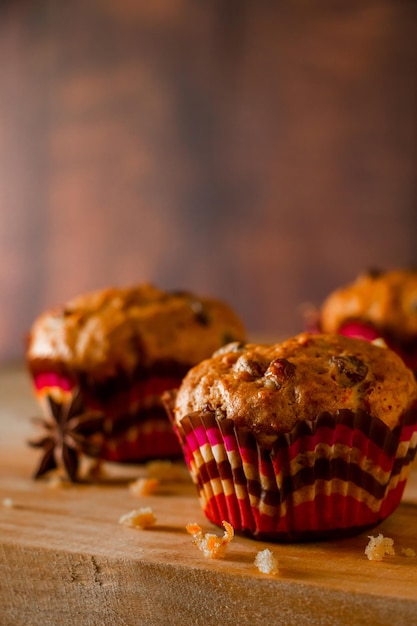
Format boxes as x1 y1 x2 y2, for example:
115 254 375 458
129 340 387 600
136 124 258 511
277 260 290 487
1 365 417 626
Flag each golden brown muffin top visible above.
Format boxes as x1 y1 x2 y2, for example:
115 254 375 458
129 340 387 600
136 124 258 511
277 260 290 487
27 284 246 380
320 269 417 340
174 333 417 447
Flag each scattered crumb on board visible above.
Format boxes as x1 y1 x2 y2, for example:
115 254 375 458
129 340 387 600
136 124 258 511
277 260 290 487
254 548 279 575
119 507 156 529
129 477 160 497
401 547 416 558
186 521 234 559
365 534 395 561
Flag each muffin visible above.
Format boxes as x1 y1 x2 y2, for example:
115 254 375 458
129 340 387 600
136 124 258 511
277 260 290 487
26 284 246 481
164 333 417 541
319 269 417 374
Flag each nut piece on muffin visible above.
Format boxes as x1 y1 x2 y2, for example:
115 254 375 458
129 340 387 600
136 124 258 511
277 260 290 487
319 269 417 374
26 284 246 481
166 333 417 542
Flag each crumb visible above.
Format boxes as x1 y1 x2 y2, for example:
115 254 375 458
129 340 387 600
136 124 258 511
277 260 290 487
118 507 156 529
186 520 234 559
2 498 14 508
401 547 416 557
48 475 66 489
365 534 395 561
146 460 189 483
254 548 279 575
129 477 160 497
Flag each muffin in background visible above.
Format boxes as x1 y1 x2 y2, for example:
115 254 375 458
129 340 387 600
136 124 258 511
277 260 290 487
26 284 246 481
319 269 417 374
165 333 417 542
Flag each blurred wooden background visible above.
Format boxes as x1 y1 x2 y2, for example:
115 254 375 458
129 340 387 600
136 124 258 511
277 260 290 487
0 0 416 361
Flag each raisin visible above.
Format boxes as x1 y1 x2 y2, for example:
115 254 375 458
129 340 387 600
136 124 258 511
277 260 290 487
235 354 268 379
190 299 211 325
169 290 211 324
329 355 368 387
265 358 296 388
221 331 238 345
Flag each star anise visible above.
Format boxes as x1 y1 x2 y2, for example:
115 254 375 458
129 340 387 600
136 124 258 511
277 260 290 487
28 390 106 482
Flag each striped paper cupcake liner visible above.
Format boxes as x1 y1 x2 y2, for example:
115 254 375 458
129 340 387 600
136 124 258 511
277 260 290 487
168 399 417 541
30 372 182 472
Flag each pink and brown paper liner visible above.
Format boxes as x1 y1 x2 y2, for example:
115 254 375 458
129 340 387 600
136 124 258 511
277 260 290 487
31 370 182 465
168 401 417 541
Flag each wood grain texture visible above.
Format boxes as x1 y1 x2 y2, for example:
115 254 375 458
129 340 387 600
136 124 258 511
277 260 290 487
0 0 416 361
1 366 417 626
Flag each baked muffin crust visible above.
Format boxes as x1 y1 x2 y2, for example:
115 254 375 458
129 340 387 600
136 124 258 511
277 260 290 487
320 269 417 341
174 333 417 448
27 284 246 381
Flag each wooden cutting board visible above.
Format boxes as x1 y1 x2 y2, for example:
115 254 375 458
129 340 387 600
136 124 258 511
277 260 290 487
1 365 417 626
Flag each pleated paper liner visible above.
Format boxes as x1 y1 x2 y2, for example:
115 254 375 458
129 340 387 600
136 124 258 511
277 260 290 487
90 409 182 463
31 371 182 466
167 398 417 542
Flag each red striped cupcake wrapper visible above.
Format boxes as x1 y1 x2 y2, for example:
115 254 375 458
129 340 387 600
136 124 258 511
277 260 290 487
169 402 417 541
32 372 182 464
95 412 181 463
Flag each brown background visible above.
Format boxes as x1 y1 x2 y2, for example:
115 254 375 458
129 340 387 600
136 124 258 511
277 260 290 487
0 0 416 362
